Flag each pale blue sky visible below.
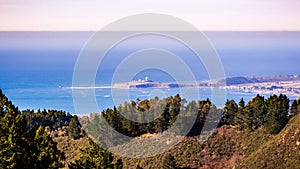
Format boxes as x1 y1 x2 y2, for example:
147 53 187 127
1 0 300 31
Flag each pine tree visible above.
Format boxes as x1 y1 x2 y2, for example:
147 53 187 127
290 98 300 117
0 90 32 168
266 94 289 134
222 99 238 125
68 115 81 139
243 95 267 130
248 94 267 128
234 98 246 130
68 139 123 169
0 90 65 169
30 126 65 169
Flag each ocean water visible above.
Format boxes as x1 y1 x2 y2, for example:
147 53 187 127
0 31 300 114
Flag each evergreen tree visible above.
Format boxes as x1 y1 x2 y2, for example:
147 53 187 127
245 94 267 130
22 109 73 131
290 98 300 117
243 107 253 130
266 94 289 134
68 115 81 139
222 99 238 125
0 90 32 168
170 94 182 124
68 139 123 169
0 90 65 169
163 154 177 169
30 126 65 169
234 98 246 130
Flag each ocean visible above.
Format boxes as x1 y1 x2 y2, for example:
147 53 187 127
0 31 300 114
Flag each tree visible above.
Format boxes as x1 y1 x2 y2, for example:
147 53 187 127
266 94 289 134
290 98 300 117
68 115 81 139
0 90 65 169
222 99 238 125
234 98 247 130
0 102 29 168
68 139 123 169
0 89 34 169
163 154 177 169
245 94 267 130
30 126 65 169
22 109 73 131
169 94 182 124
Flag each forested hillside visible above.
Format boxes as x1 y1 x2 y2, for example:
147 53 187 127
0 89 299 169
0 89 122 169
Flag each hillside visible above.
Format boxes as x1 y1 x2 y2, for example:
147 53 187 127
54 136 90 168
112 126 240 169
224 75 300 85
104 114 299 169
66 94 299 168
54 117 299 169
29 111 299 169
237 114 300 169
1 89 300 169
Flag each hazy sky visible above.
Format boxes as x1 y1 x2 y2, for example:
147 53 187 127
1 0 300 31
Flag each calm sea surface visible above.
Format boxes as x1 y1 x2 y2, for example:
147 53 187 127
0 31 299 114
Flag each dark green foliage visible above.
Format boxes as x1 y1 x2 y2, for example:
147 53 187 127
234 98 246 130
244 94 267 130
22 109 73 131
85 95 220 147
163 154 177 169
29 126 65 169
220 94 290 134
0 90 30 168
68 139 123 169
85 93 295 150
266 94 289 134
117 113 300 169
85 96 175 146
186 99 211 136
290 98 300 117
2 87 298 169
0 90 65 169
222 99 238 125
68 115 82 139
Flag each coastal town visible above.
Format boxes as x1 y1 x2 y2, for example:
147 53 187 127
112 75 300 98
223 78 300 98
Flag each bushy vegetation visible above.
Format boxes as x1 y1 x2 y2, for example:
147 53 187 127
68 139 122 169
84 94 222 147
236 113 300 169
82 94 299 169
0 89 122 169
1 88 299 169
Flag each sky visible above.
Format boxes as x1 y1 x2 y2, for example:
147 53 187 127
1 0 300 31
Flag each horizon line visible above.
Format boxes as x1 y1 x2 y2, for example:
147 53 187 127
1 30 300 32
